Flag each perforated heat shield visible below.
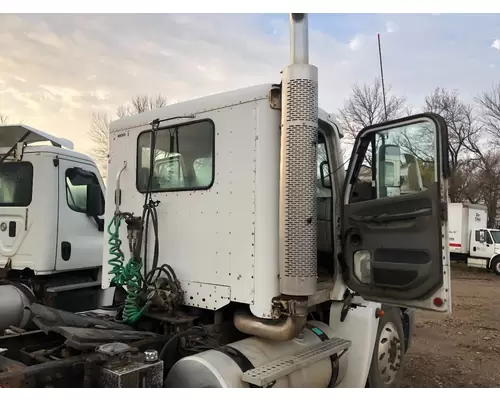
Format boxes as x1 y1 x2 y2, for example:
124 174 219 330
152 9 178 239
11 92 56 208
279 63 319 297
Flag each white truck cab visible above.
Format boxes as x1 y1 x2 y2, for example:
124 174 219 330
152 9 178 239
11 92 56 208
448 202 500 274
0 125 106 332
100 84 451 389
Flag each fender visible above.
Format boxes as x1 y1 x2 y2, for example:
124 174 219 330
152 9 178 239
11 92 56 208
402 308 415 352
488 255 499 270
328 298 381 388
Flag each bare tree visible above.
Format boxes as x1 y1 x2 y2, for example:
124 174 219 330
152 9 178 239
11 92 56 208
422 87 482 202
476 82 500 142
0 113 8 125
88 112 110 176
462 150 500 227
88 94 168 179
116 94 168 118
338 79 407 172
421 87 500 224
338 79 407 143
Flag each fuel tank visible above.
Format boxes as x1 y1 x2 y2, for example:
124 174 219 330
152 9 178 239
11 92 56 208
165 320 347 388
0 283 33 333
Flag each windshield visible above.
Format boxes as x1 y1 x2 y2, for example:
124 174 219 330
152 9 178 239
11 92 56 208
490 230 500 243
0 161 33 207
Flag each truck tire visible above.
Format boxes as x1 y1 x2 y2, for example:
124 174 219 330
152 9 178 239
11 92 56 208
492 256 500 276
366 306 406 388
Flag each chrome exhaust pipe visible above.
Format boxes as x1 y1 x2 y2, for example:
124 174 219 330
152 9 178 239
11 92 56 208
234 300 308 341
290 13 309 64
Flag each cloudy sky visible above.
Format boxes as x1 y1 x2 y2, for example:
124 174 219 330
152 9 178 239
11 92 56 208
0 13 499 155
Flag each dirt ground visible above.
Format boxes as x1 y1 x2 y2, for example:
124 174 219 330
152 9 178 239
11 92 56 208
401 266 500 388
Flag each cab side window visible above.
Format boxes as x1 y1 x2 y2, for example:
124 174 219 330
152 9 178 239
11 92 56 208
486 232 493 245
136 120 215 192
65 167 102 214
349 121 438 204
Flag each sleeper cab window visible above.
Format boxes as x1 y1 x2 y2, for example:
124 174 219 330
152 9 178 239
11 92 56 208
136 119 215 192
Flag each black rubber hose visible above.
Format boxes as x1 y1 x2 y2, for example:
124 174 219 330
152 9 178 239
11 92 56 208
159 326 206 364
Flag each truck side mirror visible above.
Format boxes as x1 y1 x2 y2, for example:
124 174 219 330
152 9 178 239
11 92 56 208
479 230 485 243
86 184 104 217
319 160 332 189
378 143 401 188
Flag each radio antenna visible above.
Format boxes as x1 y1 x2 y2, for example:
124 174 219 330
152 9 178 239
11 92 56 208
377 33 388 121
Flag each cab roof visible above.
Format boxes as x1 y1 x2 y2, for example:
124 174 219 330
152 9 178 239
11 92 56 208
109 83 341 136
0 124 74 150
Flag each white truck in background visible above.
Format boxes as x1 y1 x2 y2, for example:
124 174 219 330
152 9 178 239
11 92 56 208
448 202 500 275
0 125 107 334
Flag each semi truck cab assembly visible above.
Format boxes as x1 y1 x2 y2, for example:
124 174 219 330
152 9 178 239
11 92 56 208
0 13 451 388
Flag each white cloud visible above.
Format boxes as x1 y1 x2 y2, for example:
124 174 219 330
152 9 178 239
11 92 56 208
0 87 41 112
492 39 500 50
38 84 84 108
348 35 363 51
25 21 66 49
92 89 110 101
386 21 398 33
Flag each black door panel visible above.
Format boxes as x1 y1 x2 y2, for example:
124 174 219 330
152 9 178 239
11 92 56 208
340 113 450 311
342 184 443 299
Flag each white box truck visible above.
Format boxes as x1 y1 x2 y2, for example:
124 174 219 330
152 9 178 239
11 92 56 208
448 202 500 274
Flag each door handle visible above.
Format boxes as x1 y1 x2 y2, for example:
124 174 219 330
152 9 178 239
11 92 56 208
349 207 432 223
8 221 16 238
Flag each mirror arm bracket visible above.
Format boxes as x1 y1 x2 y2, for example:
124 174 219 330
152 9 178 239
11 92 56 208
93 216 104 232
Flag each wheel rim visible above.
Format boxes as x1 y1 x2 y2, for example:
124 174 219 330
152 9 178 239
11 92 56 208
377 322 402 385
495 262 500 273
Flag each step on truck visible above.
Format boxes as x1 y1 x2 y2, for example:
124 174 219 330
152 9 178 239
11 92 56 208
0 13 452 388
448 202 500 275
0 125 108 335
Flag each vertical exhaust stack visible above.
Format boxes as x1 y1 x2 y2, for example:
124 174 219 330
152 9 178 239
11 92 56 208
279 13 318 297
233 14 317 341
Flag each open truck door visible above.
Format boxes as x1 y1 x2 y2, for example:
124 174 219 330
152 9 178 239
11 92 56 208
340 113 451 312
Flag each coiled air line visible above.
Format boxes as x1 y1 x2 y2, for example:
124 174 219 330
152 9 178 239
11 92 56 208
107 119 162 325
108 115 194 325
107 214 147 324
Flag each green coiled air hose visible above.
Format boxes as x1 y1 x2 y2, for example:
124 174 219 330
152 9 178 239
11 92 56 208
108 119 163 325
107 215 148 325
107 215 125 286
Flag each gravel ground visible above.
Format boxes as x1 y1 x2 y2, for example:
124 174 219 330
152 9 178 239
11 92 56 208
401 266 500 387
